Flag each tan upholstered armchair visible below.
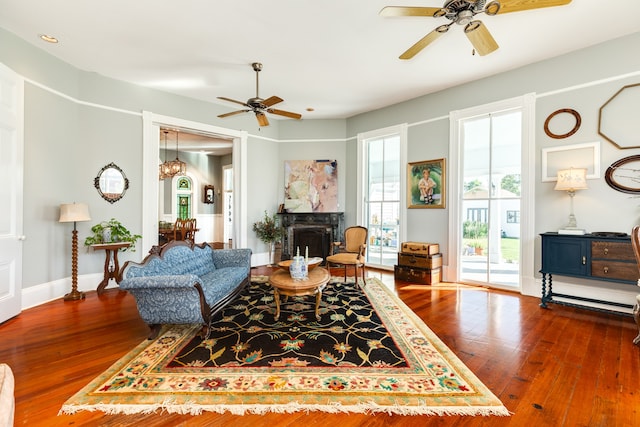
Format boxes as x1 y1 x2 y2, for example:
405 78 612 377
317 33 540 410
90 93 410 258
326 226 368 283
630 226 640 345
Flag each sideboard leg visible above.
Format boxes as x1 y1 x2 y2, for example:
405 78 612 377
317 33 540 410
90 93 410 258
540 273 550 308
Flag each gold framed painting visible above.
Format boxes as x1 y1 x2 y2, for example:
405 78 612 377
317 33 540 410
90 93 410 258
408 158 445 209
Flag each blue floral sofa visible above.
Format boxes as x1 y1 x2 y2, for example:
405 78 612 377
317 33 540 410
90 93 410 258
119 240 251 338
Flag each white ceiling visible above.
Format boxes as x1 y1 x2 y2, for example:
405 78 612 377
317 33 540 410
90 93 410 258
1 1 639 133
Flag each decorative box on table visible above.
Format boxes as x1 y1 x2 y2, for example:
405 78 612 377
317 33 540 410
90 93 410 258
394 241 442 285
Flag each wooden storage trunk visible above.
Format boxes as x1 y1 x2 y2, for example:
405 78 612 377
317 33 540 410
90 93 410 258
394 265 441 285
400 241 440 256
397 252 442 269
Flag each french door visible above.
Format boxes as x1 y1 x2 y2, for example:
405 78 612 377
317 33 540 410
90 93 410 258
358 125 407 270
449 94 535 290
459 110 522 287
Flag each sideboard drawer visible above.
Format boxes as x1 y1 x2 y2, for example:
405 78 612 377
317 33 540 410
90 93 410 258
591 260 638 282
591 241 635 261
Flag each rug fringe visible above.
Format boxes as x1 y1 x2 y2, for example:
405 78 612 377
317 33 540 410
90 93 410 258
60 401 510 417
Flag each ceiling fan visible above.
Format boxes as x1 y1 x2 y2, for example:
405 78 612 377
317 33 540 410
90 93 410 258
380 0 572 59
217 62 302 127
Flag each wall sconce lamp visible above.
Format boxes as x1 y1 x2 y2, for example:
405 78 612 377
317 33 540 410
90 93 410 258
59 202 91 300
554 168 588 235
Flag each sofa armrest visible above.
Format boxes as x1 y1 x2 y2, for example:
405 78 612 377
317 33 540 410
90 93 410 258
211 248 252 269
119 274 201 290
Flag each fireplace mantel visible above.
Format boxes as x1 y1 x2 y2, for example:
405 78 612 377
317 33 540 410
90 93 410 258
278 212 344 261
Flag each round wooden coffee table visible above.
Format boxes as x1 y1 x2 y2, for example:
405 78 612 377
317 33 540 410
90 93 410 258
269 267 330 320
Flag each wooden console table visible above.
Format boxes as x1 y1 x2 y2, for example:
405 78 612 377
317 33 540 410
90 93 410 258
91 242 131 294
540 232 637 314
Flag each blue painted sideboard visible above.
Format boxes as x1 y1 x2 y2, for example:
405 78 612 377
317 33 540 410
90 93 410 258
540 232 637 314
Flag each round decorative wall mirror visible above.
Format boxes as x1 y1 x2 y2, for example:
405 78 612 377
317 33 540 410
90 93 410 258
543 108 581 139
94 162 129 203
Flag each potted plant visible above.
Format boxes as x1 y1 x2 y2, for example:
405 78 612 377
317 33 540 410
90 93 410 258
252 210 281 265
469 240 485 255
84 218 142 252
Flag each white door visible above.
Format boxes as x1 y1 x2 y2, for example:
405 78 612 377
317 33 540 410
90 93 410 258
223 165 233 245
0 63 24 322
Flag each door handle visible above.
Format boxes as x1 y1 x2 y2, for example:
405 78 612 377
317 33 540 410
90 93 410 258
582 256 586 265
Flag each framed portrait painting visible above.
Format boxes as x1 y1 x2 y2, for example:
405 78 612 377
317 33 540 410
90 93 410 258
203 185 214 204
408 158 446 209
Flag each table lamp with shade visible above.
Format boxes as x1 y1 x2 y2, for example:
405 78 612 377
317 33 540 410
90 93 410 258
59 202 91 300
554 168 588 235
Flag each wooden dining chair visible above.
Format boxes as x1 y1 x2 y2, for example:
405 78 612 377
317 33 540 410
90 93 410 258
174 218 197 241
630 226 640 345
326 226 368 283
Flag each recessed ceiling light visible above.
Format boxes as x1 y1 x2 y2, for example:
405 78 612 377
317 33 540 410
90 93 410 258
39 34 58 43
306 108 315 112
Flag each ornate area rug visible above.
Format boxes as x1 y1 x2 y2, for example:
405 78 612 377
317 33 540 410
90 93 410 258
60 276 509 417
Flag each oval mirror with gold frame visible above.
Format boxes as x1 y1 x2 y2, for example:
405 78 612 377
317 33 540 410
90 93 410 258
94 162 129 203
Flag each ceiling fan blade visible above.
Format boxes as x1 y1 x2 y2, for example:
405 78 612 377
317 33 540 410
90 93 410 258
399 25 449 60
464 21 499 56
379 6 444 17
262 96 284 107
267 108 302 120
218 109 250 118
256 111 270 127
217 96 249 107
494 0 572 14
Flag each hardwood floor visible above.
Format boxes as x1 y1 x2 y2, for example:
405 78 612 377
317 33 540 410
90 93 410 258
1 267 639 426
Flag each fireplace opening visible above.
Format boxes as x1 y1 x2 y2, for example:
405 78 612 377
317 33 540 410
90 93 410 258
291 226 331 263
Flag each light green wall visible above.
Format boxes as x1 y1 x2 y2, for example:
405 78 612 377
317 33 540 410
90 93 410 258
2 24 640 300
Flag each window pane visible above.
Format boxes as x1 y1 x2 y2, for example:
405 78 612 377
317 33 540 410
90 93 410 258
364 134 400 268
368 139 384 202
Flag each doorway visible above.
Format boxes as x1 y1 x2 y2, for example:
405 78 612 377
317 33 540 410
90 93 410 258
142 112 248 251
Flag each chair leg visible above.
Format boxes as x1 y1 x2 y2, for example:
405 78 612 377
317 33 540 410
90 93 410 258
634 300 640 346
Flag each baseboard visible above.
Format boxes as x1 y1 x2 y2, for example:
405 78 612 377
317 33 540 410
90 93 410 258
21 273 105 310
